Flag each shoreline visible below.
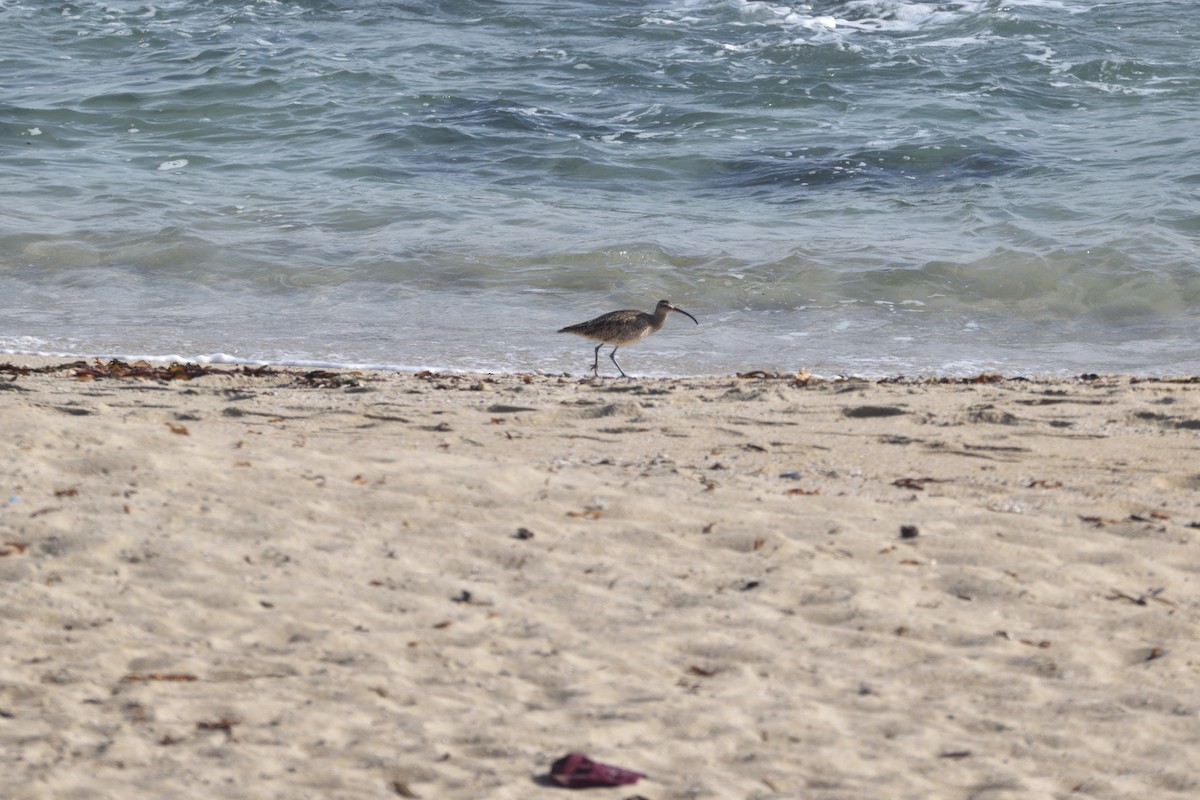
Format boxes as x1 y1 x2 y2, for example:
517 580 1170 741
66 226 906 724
7 352 1200 382
3 355 1198 798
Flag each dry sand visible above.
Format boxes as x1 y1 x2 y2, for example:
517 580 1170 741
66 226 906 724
2 356 1198 799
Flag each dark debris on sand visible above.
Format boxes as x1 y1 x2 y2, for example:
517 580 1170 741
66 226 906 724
0 359 370 389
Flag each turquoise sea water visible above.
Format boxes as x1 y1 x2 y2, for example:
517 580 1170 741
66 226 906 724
2 0 1198 375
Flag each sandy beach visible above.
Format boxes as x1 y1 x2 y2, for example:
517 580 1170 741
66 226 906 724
2 356 1198 799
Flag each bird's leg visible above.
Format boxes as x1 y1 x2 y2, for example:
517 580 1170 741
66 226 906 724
590 342 603 376
608 346 628 378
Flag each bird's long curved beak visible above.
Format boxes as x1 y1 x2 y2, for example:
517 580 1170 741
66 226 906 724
671 306 699 325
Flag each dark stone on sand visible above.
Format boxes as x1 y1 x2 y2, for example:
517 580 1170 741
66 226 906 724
844 405 906 418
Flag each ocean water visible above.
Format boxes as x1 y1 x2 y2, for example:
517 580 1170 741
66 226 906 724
2 0 1198 376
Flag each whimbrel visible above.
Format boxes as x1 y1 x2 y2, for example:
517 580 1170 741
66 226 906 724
557 299 699 377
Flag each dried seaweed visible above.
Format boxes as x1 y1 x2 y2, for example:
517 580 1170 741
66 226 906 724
72 359 224 381
0 359 391 390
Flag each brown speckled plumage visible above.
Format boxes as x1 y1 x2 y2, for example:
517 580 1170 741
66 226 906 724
558 299 698 377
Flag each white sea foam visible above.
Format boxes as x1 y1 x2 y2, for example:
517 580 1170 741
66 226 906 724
725 0 990 36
